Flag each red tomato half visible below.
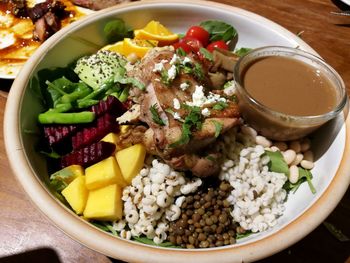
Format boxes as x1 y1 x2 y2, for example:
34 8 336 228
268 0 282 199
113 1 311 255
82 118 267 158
206 40 229 52
173 41 192 53
185 26 210 47
179 36 203 53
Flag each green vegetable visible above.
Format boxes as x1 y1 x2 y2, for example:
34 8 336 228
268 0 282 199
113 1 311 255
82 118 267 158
234 47 252 57
213 101 228 110
200 20 238 42
114 74 145 91
236 230 253 239
74 50 127 90
38 111 95 124
193 62 204 81
211 120 223 138
133 236 180 248
170 105 203 147
150 104 166 126
265 150 289 175
199 47 213 61
49 167 80 192
176 47 186 56
283 167 316 194
104 19 133 43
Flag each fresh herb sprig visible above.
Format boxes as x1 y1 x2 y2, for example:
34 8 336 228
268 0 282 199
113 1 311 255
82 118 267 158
150 104 166 126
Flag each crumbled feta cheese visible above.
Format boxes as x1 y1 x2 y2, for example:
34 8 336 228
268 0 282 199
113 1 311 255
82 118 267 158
224 82 237 96
167 65 177 80
160 59 169 63
173 112 181 120
169 54 179 65
153 62 164 72
173 98 181 110
180 82 190 91
201 108 211 117
186 86 226 107
182 57 192 65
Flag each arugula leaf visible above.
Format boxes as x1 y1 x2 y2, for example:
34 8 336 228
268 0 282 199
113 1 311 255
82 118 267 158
133 236 180 248
234 47 252 57
104 19 133 43
170 106 203 147
199 47 213 61
265 150 289 175
200 20 238 42
213 101 228 110
211 120 223 138
150 104 166 126
298 167 316 194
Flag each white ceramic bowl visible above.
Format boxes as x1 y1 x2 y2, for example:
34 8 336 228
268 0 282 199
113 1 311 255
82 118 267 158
4 1 350 262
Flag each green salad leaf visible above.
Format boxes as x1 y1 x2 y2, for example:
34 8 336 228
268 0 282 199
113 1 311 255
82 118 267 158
200 20 238 42
104 19 133 43
265 150 289 175
234 47 252 57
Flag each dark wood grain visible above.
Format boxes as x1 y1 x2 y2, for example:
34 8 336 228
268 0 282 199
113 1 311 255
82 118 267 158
0 0 349 262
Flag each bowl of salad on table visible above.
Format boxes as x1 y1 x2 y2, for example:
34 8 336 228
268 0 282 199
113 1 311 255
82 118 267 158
4 1 350 262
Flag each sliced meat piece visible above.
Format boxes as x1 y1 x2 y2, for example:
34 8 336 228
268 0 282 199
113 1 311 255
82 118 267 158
33 17 49 41
71 0 139 10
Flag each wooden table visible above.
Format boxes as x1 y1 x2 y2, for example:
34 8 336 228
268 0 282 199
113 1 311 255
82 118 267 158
1 0 349 262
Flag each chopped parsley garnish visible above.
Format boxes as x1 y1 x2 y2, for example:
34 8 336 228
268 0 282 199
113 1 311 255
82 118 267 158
160 69 171 86
170 106 203 147
193 62 205 81
211 120 223 138
199 47 213 61
176 47 187 56
150 104 166 126
213 101 228 110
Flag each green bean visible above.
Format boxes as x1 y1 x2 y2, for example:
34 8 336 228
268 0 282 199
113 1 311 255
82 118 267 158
38 111 95 124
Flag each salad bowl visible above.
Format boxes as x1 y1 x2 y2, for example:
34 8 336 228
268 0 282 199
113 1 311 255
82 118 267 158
4 1 350 262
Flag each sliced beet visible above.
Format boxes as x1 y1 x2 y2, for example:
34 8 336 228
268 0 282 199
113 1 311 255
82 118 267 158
90 96 128 117
60 141 115 168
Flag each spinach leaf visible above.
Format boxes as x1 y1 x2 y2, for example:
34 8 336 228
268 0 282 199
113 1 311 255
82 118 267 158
133 236 180 248
236 230 253 239
234 47 252 57
265 150 289 175
283 167 316 194
104 19 133 43
200 20 238 42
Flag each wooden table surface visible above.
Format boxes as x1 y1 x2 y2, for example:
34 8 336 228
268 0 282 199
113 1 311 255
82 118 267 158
1 0 350 262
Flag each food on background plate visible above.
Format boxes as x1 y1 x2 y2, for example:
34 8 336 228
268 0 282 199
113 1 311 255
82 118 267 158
0 0 89 78
72 0 139 11
34 19 318 248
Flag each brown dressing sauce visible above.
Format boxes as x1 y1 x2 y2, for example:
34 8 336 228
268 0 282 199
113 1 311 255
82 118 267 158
243 56 337 116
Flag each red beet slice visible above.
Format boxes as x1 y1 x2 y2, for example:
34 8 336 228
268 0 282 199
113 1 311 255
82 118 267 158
90 96 128 117
60 141 115 168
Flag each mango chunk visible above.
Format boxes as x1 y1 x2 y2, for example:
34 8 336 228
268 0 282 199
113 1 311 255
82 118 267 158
120 125 130 134
50 165 85 192
62 176 88 215
116 144 146 184
83 184 122 221
101 132 119 146
85 156 127 190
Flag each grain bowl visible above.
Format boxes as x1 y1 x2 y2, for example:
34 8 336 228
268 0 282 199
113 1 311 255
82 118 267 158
4 1 350 262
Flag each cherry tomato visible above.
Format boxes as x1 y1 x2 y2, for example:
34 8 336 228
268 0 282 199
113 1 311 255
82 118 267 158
173 41 192 53
206 40 229 52
179 36 203 53
185 26 210 47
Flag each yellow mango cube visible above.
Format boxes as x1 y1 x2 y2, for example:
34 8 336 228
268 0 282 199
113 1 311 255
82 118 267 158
120 125 130 134
50 165 85 192
83 184 122 221
116 144 146 184
101 132 119 146
62 176 88 215
85 156 127 190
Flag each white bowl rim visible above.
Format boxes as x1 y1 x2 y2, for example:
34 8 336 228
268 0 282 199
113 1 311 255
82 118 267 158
4 1 350 262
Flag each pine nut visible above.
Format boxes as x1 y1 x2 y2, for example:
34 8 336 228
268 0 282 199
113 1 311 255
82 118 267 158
291 153 303 166
289 140 301 153
289 165 299 184
270 146 280 152
300 139 311 152
241 126 258 137
256 136 272 148
303 150 314 162
301 160 314 170
283 149 296 165
273 141 288 151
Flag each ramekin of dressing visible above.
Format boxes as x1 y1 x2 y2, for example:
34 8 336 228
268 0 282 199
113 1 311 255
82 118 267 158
234 46 347 141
